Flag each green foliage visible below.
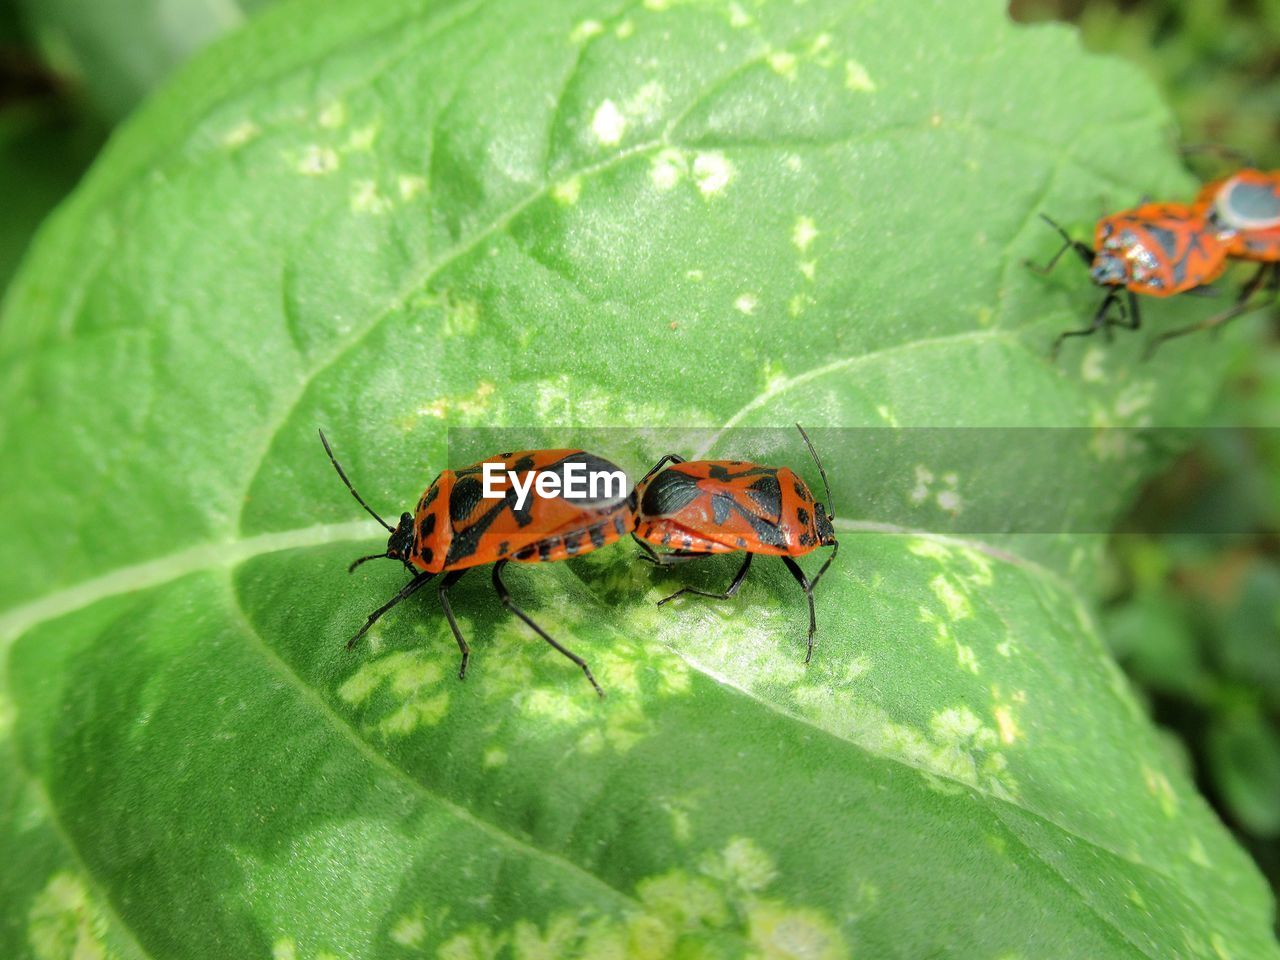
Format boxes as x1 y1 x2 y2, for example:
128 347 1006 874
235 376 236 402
16 0 275 120
0 0 1277 957
0 103 101 293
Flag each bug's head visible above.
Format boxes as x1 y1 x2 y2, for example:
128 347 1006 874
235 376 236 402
1091 223 1160 290
796 423 837 548
319 429 416 572
385 512 416 561
813 503 837 547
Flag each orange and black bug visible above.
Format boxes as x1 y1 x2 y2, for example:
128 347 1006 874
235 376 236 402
320 431 637 696
1142 169 1280 352
1028 205 1230 355
632 424 838 662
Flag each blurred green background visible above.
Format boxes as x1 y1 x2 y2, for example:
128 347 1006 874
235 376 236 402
1012 0 1280 910
2 0 1278 913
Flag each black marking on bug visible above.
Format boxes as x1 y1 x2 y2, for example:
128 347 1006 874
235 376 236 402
589 524 607 549
797 506 811 528
613 515 626 536
538 540 554 561
565 532 581 556
419 546 435 565
712 493 733 526
794 481 811 503
736 537 747 548
515 545 537 560
449 475 485 525
682 536 694 550
422 513 437 536
497 540 509 556
799 533 815 547
642 469 701 517
445 497 515 565
745 474 782 520
418 483 440 513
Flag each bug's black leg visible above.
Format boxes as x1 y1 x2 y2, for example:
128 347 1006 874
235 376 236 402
347 570 436 650
1110 289 1141 332
436 569 471 679
1052 289 1119 358
807 540 840 595
635 453 688 486
1026 214 1095 274
780 556 818 664
1144 262 1274 359
491 560 603 697
1179 142 1257 168
657 552 753 607
632 534 664 564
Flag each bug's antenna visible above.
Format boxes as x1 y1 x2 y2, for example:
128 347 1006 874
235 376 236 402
1038 213 1074 248
795 423 834 522
348 553 389 573
319 429 395 533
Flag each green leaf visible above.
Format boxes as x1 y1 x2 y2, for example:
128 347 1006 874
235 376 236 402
1208 703 1280 838
1 0 1276 957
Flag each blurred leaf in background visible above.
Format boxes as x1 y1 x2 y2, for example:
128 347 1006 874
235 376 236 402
0 0 102 293
16 0 275 122
1014 0 1280 915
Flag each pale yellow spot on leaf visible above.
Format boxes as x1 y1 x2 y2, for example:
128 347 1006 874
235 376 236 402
418 380 495 419
297 145 339 175
994 705 1019 744
792 216 818 253
484 747 508 768
28 873 109 960
637 871 728 928
649 148 687 191
1081 347 1106 382
910 465 934 504
700 837 777 893
693 152 734 197
552 176 582 205
734 293 759 315
767 50 798 79
350 179 391 214
788 293 815 317
390 912 427 947
318 101 347 128
747 902 847 960
222 120 260 148
343 124 379 152
569 19 604 43
398 174 426 200
591 99 627 145
844 58 876 91
615 19 635 38
1142 765 1179 818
